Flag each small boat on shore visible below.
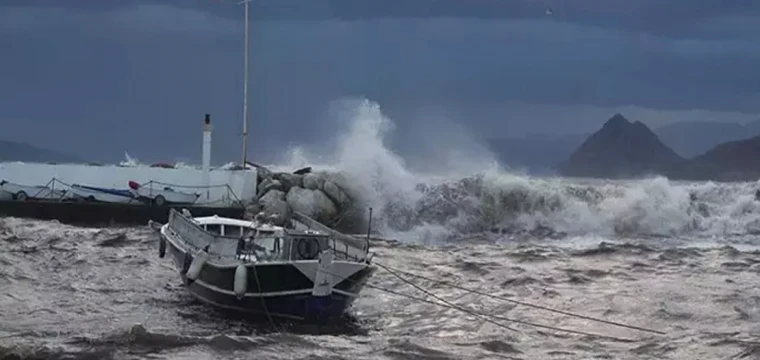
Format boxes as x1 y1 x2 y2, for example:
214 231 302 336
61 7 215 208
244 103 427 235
0 180 67 201
150 209 375 321
129 181 200 207
68 184 138 204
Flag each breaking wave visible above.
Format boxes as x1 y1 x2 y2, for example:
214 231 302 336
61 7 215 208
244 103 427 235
264 98 760 243
114 98 760 244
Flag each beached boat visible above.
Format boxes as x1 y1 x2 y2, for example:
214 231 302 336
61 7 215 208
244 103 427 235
150 209 375 321
67 184 138 204
128 181 200 206
0 180 67 201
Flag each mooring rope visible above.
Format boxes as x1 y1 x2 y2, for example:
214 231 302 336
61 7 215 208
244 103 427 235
373 261 666 336
320 269 522 333
371 265 521 333
365 282 637 342
372 263 642 342
319 267 636 342
250 259 279 332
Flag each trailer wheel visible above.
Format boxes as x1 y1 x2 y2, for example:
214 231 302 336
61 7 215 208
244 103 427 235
153 195 166 207
14 191 28 201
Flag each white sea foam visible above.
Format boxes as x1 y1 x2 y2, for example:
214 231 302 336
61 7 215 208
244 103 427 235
116 98 760 244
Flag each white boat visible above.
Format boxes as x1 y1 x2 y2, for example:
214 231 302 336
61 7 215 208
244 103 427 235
0 180 67 201
67 184 139 204
128 181 200 207
149 209 374 321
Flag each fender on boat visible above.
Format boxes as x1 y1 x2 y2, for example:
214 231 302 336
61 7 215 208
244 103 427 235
234 264 248 299
186 246 210 282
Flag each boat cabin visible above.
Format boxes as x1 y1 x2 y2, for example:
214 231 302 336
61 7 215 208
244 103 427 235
169 211 366 263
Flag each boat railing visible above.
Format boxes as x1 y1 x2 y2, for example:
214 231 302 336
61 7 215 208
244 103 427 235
282 231 368 262
291 211 370 253
167 209 370 263
168 209 234 259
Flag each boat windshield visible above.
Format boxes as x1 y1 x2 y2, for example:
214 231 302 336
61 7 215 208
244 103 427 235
238 233 284 261
255 236 281 256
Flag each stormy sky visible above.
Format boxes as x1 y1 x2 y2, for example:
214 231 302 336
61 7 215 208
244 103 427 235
1 1 759 163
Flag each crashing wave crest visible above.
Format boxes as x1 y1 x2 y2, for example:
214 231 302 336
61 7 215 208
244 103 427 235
120 98 760 243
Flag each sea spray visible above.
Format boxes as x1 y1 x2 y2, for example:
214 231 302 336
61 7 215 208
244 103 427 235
119 98 760 244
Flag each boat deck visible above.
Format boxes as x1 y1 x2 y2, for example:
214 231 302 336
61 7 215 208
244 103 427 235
0 199 245 227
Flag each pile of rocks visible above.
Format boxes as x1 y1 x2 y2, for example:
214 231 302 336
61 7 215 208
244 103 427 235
247 166 365 233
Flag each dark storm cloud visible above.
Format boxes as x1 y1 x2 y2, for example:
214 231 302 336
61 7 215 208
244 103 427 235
0 1 759 162
5 0 760 39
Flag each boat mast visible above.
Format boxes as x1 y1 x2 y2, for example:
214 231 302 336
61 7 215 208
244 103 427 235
241 0 250 168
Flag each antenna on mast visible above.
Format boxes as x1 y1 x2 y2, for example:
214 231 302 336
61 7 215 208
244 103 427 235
240 0 251 168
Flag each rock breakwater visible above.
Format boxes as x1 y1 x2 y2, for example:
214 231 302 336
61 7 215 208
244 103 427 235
247 166 366 233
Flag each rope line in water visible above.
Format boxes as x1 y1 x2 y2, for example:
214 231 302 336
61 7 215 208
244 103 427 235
365 282 637 343
317 268 516 333
316 267 634 342
250 263 279 332
366 268 522 334
370 263 637 342
374 261 666 336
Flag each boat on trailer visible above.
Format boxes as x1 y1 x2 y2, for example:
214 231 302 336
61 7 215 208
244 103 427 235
0 180 67 201
67 184 138 204
128 181 200 207
151 208 375 321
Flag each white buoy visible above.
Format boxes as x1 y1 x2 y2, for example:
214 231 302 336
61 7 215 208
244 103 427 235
234 264 248 299
186 249 209 282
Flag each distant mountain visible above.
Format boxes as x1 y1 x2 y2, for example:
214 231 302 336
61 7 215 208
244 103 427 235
653 120 760 158
0 139 82 163
558 114 684 179
678 135 760 181
486 133 586 174
485 119 760 174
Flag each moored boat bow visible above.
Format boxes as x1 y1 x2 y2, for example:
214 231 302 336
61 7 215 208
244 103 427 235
155 209 375 322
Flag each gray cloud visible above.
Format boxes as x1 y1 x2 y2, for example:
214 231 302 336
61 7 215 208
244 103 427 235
1 2 759 163
0 4 238 35
6 0 760 40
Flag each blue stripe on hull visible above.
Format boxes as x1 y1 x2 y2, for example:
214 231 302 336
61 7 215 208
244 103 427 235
73 184 133 198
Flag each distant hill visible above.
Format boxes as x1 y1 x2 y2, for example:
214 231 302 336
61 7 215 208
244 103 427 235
486 119 760 174
558 114 684 179
653 120 760 158
0 139 82 163
678 135 760 181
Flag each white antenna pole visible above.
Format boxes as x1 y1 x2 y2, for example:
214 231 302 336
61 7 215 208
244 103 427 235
202 114 212 201
241 0 250 168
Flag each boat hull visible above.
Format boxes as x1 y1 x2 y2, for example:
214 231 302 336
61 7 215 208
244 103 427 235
0 190 13 201
0 181 66 201
69 184 137 204
163 231 375 321
132 187 200 205
184 280 359 321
